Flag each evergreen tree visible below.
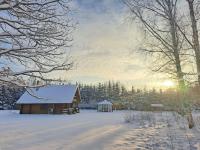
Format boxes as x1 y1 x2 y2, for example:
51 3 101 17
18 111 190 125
108 80 112 97
131 86 136 94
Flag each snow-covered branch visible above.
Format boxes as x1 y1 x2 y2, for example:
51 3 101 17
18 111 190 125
0 0 74 87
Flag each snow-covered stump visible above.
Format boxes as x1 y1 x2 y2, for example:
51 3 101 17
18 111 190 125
187 113 195 129
124 110 135 123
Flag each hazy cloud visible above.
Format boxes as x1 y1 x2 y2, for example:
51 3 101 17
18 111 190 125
60 0 167 89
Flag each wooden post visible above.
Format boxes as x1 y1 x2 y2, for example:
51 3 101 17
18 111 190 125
187 112 194 129
20 104 23 114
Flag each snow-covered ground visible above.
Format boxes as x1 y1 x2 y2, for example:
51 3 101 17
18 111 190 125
1 110 200 150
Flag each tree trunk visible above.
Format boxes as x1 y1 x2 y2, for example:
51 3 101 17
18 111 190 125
168 1 185 90
175 55 185 90
187 0 200 85
168 1 194 128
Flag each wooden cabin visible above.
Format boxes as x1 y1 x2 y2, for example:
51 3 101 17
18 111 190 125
16 85 81 114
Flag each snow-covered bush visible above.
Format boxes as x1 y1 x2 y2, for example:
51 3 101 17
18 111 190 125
124 111 135 123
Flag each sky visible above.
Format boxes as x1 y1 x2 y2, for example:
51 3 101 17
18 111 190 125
63 0 169 89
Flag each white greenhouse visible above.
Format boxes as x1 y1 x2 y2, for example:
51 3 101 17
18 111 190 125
97 100 113 112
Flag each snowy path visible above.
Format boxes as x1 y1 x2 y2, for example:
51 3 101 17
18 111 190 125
0 110 127 150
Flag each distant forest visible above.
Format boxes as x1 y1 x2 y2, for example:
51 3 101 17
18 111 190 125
78 81 200 110
79 81 132 103
79 81 165 104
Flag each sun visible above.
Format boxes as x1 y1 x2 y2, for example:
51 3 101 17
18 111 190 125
162 80 175 88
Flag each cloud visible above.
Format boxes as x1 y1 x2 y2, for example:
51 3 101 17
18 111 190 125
124 64 145 72
60 0 167 89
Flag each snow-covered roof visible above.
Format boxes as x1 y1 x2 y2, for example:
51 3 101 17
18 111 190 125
98 100 112 105
16 85 79 104
151 104 164 107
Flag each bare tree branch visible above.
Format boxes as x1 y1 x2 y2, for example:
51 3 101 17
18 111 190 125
0 0 74 87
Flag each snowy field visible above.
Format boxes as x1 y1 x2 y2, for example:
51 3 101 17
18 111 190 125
1 110 200 150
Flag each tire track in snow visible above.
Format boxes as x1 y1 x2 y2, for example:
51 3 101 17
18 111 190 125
0 115 81 131
0 118 85 136
65 124 123 150
0 113 120 139
0 120 94 143
1 118 119 150
18 124 124 150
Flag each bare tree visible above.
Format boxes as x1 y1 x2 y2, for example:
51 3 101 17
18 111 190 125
0 0 74 87
185 0 200 86
123 0 185 89
123 0 195 128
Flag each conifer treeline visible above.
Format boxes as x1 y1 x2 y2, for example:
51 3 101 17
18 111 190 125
78 81 200 111
78 81 145 104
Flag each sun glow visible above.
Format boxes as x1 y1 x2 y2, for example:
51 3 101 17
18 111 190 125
162 80 175 88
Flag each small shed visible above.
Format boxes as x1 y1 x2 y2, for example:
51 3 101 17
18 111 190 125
97 100 113 112
150 103 164 111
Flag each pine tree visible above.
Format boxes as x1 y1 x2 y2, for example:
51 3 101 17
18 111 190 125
121 85 127 96
108 80 112 98
131 86 136 94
